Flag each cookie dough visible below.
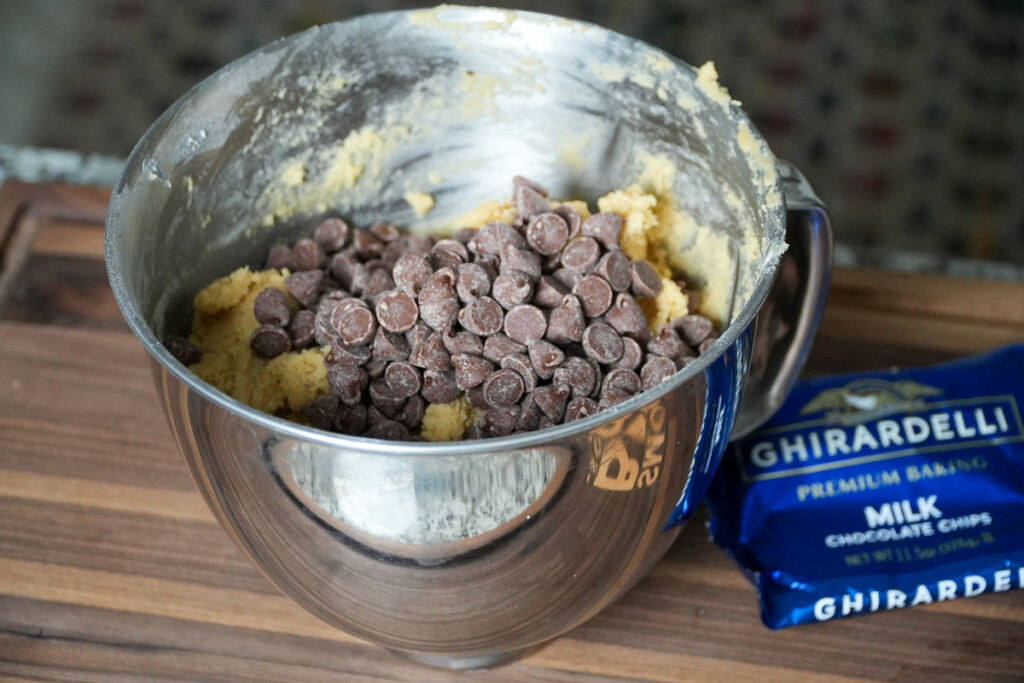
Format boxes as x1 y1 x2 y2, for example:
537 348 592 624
421 395 477 442
187 183 719 440
404 191 436 217
188 267 330 417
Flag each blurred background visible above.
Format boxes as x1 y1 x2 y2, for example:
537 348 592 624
1 0 1022 265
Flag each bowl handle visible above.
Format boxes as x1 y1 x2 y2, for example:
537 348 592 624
730 160 834 439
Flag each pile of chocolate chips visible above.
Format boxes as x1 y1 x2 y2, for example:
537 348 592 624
167 176 717 441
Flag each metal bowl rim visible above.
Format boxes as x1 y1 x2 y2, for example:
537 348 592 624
105 6 783 457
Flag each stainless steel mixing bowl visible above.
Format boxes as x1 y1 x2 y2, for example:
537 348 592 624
105 6 832 670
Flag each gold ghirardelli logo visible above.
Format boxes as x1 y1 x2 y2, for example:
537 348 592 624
587 405 666 491
801 379 942 424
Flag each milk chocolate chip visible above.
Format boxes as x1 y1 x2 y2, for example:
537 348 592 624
375 290 419 333
250 324 291 358
163 335 202 365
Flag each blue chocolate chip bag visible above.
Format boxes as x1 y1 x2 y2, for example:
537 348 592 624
707 344 1024 628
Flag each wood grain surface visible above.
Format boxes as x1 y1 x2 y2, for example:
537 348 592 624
1 182 1022 682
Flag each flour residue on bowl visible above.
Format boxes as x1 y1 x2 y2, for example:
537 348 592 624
258 124 410 227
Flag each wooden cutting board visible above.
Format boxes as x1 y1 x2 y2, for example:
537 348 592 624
1 180 1022 682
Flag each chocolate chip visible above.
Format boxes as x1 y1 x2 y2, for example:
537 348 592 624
566 396 599 422
302 394 339 431
560 237 600 272
250 324 291 358
533 275 569 308
605 293 648 335
430 246 465 271
417 269 459 331
501 244 542 280
551 267 583 289
647 325 685 359
328 364 368 405
603 368 642 396
552 204 582 240
581 212 622 251
466 384 489 411
492 270 534 309
504 304 547 344
473 253 500 278
459 296 504 336
293 238 325 272
399 394 426 429
334 304 376 345
369 377 408 416
501 353 538 392
610 336 643 371
385 361 422 398
371 327 410 362
553 356 598 398
422 369 461 405
698 337 718 355
336 402 367 434
266 244 296 271
353 230 384 260
482 333 526 362
484 406 520 437
163 335 202 365
364 419 410 441
456 263 492 302
632 260 663 298
375 290 419 333
287 310 316 348
314 307 340 346
434 239 469 262
442 330 483 356
532 384 570 422
366 405 388 426
685 286 701 314
314 217 349 252
598 388 632 410
513 175 549 197
464 422 486 439
573 274 614 318
595 251 632 292
641 356 677 391
328 341 371 366
393 254 433 296
420 300 458 332
408 331 451 371
516 395 543 432
405 320 432 353
329 253 360 291
370 222 401 243
381 241 405 269
285 270 323 308
364 357 388 379
546 294 585 344
525 213 569 255
403 233 435 256
673 314 714 347
419 267 456 302
483 368 525 407
364 269 396 300
515 185 550 220
582 322 623 364
469 222 523 255
454 227 478 244
452 353 494 390
527 339 565 379
345 262 370 297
